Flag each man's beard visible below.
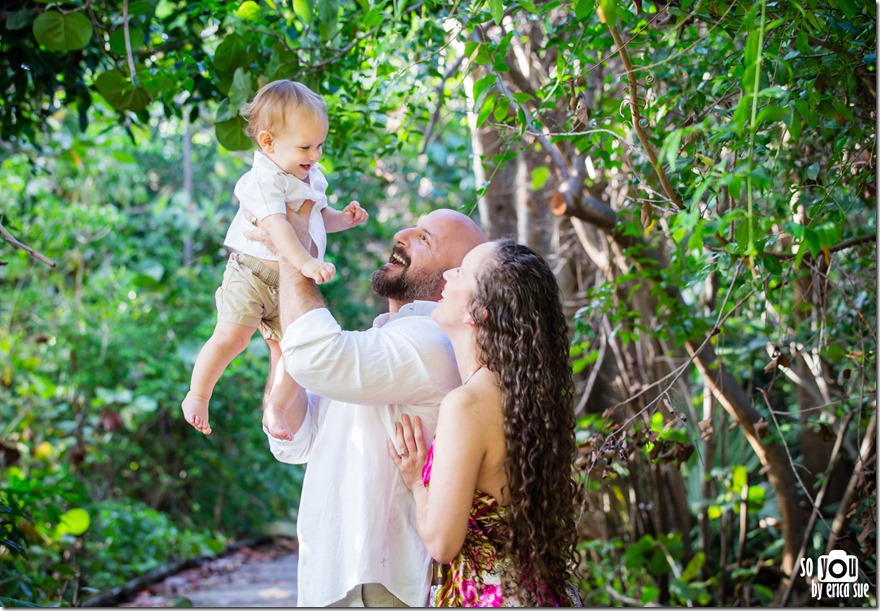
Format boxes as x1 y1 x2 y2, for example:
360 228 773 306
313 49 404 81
371 265 444 302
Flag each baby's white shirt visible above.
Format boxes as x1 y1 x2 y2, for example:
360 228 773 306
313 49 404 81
223 151 329 261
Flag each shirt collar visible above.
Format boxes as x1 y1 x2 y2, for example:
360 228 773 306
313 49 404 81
372 300 437 328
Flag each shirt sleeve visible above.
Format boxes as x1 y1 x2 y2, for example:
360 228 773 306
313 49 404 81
264 391 323 464
280 308 457 406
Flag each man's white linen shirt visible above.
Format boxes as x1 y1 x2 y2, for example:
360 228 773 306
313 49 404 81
265 302 461 608
224 151 329 260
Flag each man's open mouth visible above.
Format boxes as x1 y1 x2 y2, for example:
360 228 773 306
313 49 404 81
389 250 409 266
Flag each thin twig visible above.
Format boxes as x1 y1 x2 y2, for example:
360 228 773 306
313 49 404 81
779 412 854 605
122 0 138 86
0 221 56 268
608 24 684 210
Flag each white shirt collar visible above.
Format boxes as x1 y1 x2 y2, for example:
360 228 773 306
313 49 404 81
372 300 437 328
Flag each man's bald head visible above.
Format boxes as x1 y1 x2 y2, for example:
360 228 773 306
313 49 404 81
371 209 488 308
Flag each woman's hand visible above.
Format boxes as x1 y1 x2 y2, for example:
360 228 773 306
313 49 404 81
388 414 428 492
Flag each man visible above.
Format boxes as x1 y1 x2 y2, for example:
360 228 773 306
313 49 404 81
257 207 487 607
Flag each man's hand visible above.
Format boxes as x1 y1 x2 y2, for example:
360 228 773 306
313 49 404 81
243 212 276 253
341 200 369 228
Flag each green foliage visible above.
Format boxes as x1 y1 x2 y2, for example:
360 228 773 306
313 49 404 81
0 0 875 607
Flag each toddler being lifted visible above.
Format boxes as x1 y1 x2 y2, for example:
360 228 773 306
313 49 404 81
182 80 367 439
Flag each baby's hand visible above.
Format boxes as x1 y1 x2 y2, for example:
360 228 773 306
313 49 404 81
301 258 336 284
342 201 369 228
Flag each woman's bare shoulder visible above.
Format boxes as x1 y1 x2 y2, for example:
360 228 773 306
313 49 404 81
440 378 502 423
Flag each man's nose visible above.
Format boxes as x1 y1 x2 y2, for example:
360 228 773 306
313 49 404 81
393 227 414 244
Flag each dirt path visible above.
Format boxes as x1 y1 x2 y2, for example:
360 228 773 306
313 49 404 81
119 539 298 607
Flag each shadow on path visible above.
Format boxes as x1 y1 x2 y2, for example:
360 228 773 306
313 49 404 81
120 539 298 607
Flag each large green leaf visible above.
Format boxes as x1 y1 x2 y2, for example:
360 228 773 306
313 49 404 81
317 0 339 41
213 33 250 73
33 10 93 52
94 69 149 111
216 116 252 151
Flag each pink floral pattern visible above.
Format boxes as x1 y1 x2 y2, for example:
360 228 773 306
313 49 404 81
423 443 582 607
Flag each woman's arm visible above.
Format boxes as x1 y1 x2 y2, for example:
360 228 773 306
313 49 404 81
391 388 487 563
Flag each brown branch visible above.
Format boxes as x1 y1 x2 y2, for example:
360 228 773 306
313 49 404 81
779 412 855 605
608 24 684 210
826 412 876 554
729 233 878 260
0 221 56 268
419 55 465 155
568 212 805 577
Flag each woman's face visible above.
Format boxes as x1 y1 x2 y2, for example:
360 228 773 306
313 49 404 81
432 241 497 331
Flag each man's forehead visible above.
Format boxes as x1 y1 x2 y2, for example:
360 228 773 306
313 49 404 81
416 214 442 237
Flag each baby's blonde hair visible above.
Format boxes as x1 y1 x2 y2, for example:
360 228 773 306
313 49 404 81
240 80 327 144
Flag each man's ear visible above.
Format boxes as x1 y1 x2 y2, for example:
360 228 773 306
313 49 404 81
257 130 274 153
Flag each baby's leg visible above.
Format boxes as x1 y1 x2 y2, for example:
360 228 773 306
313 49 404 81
263 359 300 441
183 321 257 435
264 337 283 409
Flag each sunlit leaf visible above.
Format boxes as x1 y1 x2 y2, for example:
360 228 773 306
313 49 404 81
33 10 92 52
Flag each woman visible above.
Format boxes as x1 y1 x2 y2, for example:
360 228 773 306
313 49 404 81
388 239 582 607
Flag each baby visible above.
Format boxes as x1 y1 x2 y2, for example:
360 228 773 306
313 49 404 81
182 79 367 439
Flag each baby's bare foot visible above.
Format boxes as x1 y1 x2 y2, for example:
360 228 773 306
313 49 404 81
263 407 294 441
182 391 213 435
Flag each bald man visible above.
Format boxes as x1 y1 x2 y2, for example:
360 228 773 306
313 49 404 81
261 209 487 607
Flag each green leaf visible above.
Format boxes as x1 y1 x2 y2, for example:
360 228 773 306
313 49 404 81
94 69 149 111
216 116 252 151
489 0 504 24
476 94 496 127
598 0 617 24
228 68 254 114
317 0 339 42
746 485 765 511
641 586 660 604
786 106 802 141
531 166 550 190
472 74 496 103
664 129 682 169
56 508 90 536
235 0 262 20
493 96 510 121
731 465 747 494
293 0 312 25
681 552 705 583
575 0 596 20
213 33 250 73
756 105 787 126
762 253 783 277
806 162 819 181
33 10 93 52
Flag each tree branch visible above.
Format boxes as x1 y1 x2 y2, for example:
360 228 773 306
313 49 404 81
0 221 56 268
607 24 684 210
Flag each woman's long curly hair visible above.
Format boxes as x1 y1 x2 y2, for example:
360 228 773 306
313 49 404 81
469 239 579 604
